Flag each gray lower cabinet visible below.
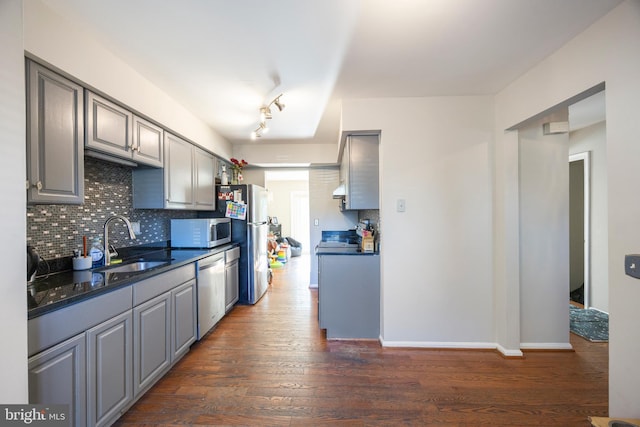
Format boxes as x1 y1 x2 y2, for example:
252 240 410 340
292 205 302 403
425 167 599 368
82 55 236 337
86 310 133 427
171 279 197 360
318 254 380 339
28 265 198 426
28 333 86 427
133 292 171 398
26 59 84 205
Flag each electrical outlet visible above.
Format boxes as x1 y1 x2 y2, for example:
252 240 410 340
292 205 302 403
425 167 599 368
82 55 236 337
131 221 141 234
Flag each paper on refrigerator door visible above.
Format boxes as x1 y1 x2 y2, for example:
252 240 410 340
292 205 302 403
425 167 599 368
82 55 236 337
225 201 247 220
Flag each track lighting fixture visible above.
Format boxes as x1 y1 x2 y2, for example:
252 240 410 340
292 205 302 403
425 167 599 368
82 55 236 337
250 94 285 139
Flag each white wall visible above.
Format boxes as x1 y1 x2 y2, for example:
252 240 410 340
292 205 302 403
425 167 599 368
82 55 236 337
308 168 359 287
23 0 232 160
264 179 308 238
0 0 28 403
570 121 608 312
342 96 494 347
494 1 640 416
518 125 570 348
233 142 339 166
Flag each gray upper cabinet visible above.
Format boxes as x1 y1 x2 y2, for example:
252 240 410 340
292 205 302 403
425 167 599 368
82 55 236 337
132 115 163 167
194 147 216 208
343 134 380 210
133 132 216 210
86 91 163 168
165 133 194 208
26 60 84 205
85 91 132 158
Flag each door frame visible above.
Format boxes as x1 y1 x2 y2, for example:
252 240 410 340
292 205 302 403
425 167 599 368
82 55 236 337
569 151 591 308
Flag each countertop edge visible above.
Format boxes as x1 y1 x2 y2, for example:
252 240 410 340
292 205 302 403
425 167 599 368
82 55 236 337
27 244 236 320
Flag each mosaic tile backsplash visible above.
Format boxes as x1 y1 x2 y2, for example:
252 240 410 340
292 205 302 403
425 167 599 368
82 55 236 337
27 157 197 260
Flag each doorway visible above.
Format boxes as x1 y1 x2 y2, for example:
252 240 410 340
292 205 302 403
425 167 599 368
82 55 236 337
569 152 590 307
264 170 310 253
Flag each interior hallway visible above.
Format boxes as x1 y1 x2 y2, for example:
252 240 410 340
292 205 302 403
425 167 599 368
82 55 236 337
115 255 608 426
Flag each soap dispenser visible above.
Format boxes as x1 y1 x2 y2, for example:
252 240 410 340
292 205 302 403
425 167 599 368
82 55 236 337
89 237 104 268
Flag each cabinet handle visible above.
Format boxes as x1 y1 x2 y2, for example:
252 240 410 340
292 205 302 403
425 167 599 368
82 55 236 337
32 181 42 190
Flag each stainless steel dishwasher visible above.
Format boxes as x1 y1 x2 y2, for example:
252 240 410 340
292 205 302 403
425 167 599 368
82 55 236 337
196 252 225 340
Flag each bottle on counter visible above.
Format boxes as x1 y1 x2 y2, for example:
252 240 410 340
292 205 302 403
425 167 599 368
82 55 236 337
89 237 104 268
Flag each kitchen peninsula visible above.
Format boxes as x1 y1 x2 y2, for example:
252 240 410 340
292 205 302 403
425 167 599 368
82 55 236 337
316 230 380 340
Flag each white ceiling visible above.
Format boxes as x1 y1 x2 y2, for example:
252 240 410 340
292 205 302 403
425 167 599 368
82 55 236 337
41 0 618 144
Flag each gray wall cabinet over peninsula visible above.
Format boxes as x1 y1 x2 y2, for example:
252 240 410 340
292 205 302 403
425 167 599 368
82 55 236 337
26 59 85 205
340 134 379 210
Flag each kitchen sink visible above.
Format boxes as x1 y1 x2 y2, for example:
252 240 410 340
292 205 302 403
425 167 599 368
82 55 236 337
101 260 168 273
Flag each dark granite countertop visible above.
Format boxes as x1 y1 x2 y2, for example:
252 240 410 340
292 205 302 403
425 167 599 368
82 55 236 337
315 229 378 255
315 248 379 256
27 245 235 319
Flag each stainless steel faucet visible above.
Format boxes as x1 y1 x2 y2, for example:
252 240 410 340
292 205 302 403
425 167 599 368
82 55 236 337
104 214 136 265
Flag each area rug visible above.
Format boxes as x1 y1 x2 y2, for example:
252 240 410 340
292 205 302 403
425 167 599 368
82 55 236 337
569 305 609 342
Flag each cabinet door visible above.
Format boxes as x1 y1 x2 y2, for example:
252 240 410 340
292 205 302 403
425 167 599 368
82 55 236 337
225 261 239 312
171 279 197 361
85 91 133 159
194 147 216 209
164 133 194 208
86 310 132 427
133 292 171 398
28 333 86 427
347 134 379 210
133 115 163 167
26 60 84 205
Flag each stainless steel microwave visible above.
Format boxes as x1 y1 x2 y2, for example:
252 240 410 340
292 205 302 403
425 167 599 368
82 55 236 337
170 218 231 248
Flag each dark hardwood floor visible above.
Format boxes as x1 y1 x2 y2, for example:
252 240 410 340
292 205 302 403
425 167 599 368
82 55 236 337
115 255 608 426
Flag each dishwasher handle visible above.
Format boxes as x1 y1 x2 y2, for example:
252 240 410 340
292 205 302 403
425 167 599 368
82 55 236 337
198 253 224 270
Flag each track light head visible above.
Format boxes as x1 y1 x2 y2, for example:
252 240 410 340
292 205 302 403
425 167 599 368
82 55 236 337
260 107 272 121
273 95 285 112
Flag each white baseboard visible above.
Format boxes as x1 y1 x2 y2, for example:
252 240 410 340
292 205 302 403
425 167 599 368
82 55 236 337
380 339 497 350
496 343 524 357
308 283 318 289
520 342 573 350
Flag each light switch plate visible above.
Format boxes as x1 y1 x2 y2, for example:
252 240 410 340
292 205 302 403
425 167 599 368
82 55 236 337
397 199 406 212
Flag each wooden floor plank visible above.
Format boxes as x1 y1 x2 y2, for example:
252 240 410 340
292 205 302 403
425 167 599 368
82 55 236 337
114 255 607 426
